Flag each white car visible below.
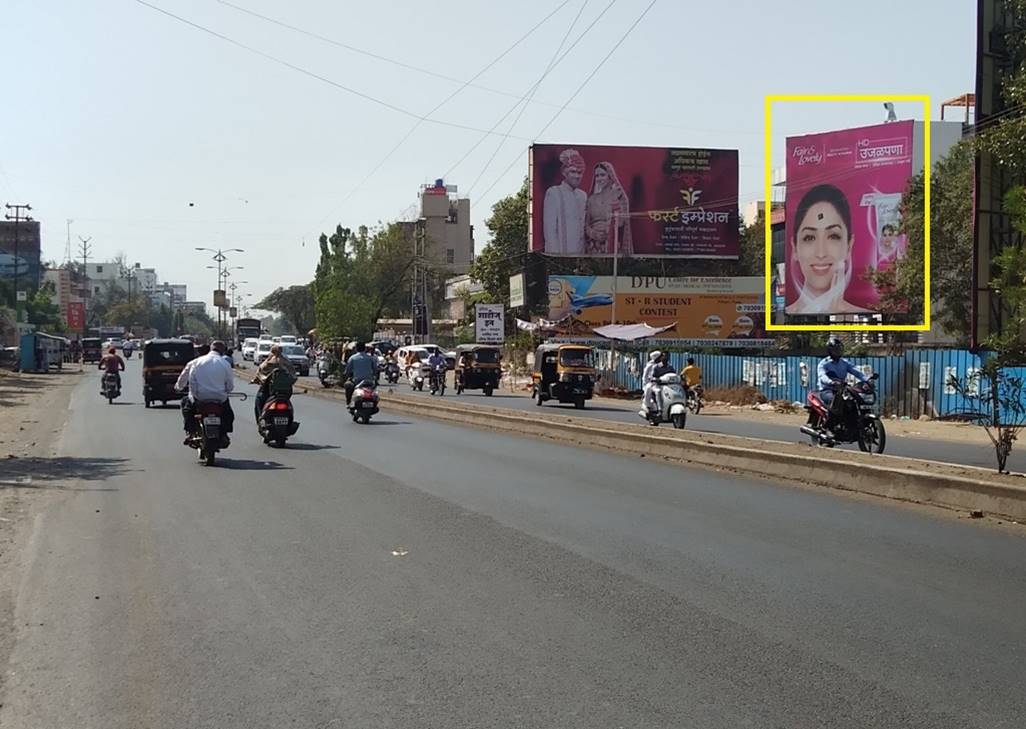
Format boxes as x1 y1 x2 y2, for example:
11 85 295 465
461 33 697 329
281 344 310 376
279 335 297 346
259 334 273 342
255 341 272 365
242 338 259 361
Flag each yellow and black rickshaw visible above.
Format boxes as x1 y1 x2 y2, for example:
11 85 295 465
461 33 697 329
531 343 595 409
454 343 502 396
143 338 196 408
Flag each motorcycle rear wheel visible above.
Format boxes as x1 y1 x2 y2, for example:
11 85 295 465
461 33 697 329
858 419 887 454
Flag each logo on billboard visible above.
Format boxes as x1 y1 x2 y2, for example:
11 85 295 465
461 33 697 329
792 144 822 166
856 136 909 163
679 188 702 206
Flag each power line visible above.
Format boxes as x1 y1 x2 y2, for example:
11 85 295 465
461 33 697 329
444 0 620 183
475 0 659 204
212 0 762 138
133 0 534 142
466 0 595 198
303 0 575 239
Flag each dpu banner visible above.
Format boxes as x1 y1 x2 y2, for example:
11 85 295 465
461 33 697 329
529 144 739 258
784 120 915 316
547 275 768 344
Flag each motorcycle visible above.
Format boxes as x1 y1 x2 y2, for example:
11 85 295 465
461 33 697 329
638 372 688 429
101 371 121 404
384 360 400 384
184 392 246 466
257 390 300 447
686 384 704 415
348 379 379 423
800 373 886 453
429 364 446 396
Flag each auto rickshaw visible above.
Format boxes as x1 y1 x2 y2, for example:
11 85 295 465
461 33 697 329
454 344 502 396
531 343 595 409
142 338 196 408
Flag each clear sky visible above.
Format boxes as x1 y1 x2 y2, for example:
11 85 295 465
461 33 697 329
0 0 975 313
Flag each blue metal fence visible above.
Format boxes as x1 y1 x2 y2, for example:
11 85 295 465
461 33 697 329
596 347 1023 418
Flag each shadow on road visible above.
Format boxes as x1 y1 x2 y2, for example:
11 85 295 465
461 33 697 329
0 456 131 490
216 459 293 471
280 443 341 451
361 420 411 426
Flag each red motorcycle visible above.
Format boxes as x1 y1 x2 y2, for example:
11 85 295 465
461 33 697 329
800 373 886 453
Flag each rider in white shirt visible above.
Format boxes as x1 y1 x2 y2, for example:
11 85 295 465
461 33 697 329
176 340 235 440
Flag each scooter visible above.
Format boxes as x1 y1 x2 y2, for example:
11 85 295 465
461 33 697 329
409 364 428 392
257 390 300 447
101 371 121 404
384 360 400 384
638 372 688 429
349 379 379 423
316 355 336 388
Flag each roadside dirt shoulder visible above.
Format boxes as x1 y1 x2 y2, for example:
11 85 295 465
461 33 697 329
0 369 83 705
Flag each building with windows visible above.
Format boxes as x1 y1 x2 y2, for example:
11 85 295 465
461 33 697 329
400 179 474 273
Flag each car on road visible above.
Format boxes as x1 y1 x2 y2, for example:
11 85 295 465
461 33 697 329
242 338 259 361
281 344 310 376
279 335 297 346
255 341 272 366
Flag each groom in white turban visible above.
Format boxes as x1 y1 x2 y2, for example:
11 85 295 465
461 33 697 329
542 148 587 255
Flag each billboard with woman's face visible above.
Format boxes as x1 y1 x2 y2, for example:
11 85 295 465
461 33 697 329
784 120 914 316
529 144 739 258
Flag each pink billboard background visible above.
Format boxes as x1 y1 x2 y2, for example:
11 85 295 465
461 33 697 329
530 144 739 258
784 120 914 316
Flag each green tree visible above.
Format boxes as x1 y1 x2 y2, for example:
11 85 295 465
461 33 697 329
311 223 415 341
26 283 64 332
471 180 529 307
254 285 315 335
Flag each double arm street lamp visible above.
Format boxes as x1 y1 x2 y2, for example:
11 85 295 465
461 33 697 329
195 247 244 339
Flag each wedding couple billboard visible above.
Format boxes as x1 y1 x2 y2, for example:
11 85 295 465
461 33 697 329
529 144 739 258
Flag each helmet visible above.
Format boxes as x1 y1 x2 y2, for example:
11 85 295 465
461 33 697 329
826 336 844 359
649 350 662 362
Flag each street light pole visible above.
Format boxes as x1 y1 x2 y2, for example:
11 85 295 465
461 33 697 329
195 247 243 340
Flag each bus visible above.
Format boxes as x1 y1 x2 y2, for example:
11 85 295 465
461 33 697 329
235 318 262 348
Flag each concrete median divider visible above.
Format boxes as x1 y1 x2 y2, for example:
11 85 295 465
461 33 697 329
235 368 1026 522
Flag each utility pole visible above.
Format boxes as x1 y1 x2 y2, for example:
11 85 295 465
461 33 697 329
411 218 431 344
78 236 93 329
4 203 32 319
65 219 73 265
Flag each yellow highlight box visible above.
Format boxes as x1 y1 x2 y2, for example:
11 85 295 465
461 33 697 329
763 94 931 332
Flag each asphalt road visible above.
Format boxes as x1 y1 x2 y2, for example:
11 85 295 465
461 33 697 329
3 364 1025 728
395 374 1023 472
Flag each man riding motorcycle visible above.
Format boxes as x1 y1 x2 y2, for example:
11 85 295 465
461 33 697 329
98 348 126 393
176 339 235 443
343 341 378 406
99 346 125 391
817 336 868 430
252 344 296 420
426 350 447 391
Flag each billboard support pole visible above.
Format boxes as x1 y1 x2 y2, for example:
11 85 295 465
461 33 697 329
609 213 620 390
